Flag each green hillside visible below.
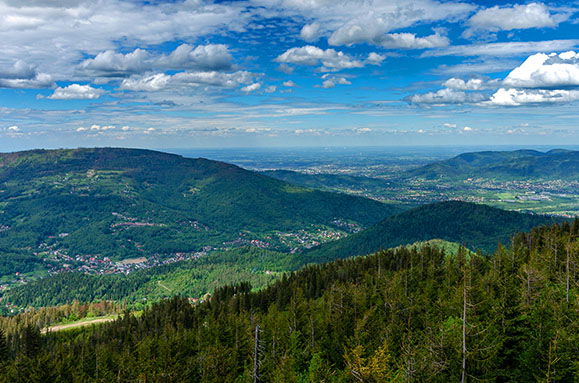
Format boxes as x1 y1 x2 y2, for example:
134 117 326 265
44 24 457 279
0 148 400 276
304 201 560 263
1 220 576 382
2 247 294 308
407 149 579 180
261 169 391 193
3 201 559 308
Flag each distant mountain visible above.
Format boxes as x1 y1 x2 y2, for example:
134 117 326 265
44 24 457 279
405 149 579 180
260 169 391 192
303 201 560 262
0 148 400 270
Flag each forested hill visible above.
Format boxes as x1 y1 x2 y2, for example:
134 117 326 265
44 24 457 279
0 220 576 382
0 148 399 262
261 169 390 192
405 148 579 180
304 201 561 263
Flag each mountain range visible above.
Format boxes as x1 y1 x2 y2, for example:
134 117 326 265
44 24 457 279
0 148 399 276
406 149 579 180
0 147 570 309
303 201 560 263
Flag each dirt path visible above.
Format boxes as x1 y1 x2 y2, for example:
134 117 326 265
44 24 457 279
157 280 172 292
42 316 117 333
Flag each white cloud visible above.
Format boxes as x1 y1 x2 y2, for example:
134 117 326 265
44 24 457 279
300 22 322 42
275 46 363 71
79 49 150 77
488 88 579 106
407 88 486 104
442 77 501 90
423 40 579 58
320 76 351 89
503 51 579 88
465 3 563 36
76 124 116 132
270 0 474 47
120 71 255 91
283 80 297 87
242 83 261 92
119 73 171 91
264 85 277 93
0 1 249 81
80 44 234 78
366 52 385 65
172 71 254 88
7 125 19 131
157 44 233 71
463 126 473 131
443 78 484 90
0 60 54 89
48 84 104 100
371 32 449 49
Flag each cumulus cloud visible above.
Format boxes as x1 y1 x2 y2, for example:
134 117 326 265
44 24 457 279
172 71 255 88
442 77 501 90
443 78 484 90
76 124 116 132
275 46 363 71
319 75 351 89
366 52 385 65
503 51 579 88
411 51 579 107
300 22 322 42
283 80 297 87
337 31 449 49
273 0 474 47
488 88 579 106
48 84 104 100
80 44 234 78
156 44 233 71
0 1 249 80
119 73 171 91
120 71 255 91
465 3 564 37
241 83 261 92
0 60 54 89
407 88 486 105
79 49 150 77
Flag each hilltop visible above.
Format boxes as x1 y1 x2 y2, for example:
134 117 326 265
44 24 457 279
0 148 400 277
406 149 579 180
303 201 560 263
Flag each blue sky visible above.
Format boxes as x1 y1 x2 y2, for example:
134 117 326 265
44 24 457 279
0 0 578 150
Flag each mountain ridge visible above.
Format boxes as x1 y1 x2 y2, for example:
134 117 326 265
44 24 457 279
303 200 561 263
405 148 579 180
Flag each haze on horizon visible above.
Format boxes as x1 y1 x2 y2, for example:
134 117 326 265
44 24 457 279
0 0 578 151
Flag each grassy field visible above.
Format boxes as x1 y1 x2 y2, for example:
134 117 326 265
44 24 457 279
42 314 119 333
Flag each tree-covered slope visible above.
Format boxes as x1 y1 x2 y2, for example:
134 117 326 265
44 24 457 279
261 169 391 193
1 247 295 308
406 149 579 180
304 201 560 262
0 220 576 382
0 148 400 265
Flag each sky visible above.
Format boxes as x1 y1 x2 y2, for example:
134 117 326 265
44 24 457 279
0 0 578 150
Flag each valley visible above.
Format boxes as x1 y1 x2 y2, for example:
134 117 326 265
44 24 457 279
0 148 576 311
